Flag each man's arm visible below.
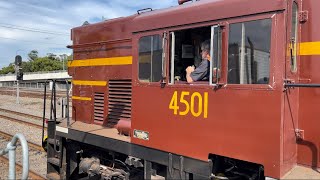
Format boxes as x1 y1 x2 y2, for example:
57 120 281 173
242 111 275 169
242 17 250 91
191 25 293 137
186 66 195 83
186 72 194 83
188 61 209 83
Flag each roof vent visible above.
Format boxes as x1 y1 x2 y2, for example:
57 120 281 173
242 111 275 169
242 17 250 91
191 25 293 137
82 21 90 26
178 0 193 5
137 8 153 14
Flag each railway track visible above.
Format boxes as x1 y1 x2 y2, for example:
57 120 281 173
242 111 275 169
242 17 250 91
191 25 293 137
0 108 45 130
0 88 67 99
0 107 43 121
0 156 45 180
0 131 45 179
0 131 44 157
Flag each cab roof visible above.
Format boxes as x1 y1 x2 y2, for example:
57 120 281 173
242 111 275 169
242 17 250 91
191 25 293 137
71 0 286 45
132 0 286 32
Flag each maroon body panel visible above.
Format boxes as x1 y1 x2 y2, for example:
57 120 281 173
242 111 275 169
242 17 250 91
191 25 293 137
297 0 320 169
70 16 134 124
132 86 283 177
130 6 288 178
71 15 136 45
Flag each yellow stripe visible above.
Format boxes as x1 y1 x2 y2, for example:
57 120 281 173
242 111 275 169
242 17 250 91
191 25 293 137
72 96 91 101
299 42 320 56
68 56 132 67
72 80 107 86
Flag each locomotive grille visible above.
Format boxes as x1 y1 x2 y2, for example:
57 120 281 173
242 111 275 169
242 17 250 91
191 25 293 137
107 79 132 127
94 92 105 124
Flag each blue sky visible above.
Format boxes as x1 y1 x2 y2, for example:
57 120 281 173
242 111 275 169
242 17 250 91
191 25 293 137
0 0 177 68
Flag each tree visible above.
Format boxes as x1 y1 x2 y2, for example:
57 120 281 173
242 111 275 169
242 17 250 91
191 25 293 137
47 53 57 60
0 50 70 74
21 61 32 72
28 50 38 61
0 63 15 74
30 57 62 72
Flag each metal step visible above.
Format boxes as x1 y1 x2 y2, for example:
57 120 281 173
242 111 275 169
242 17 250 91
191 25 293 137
46 172 60 180
48 157 60 166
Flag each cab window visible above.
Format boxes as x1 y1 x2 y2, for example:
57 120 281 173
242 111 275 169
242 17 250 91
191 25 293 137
169 25 222 85
227 19 272 84
138 35 163 82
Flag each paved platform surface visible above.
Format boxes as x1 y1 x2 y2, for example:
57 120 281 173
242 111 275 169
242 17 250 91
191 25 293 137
283 165 320 179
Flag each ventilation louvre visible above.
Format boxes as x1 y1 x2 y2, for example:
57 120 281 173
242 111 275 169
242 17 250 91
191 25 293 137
107 80 132 127
94 92 105 124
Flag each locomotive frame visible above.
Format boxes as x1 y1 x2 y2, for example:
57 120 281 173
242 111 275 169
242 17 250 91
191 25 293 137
45 0 320 179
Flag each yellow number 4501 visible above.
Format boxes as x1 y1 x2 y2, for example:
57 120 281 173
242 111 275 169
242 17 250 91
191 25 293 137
169 91 208 118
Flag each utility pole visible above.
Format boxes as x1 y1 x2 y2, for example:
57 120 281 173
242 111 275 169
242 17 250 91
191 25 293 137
60 54 66 71
16 79 19 104
63 54 67 71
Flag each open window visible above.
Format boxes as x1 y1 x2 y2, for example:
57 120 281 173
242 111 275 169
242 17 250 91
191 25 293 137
169 25 222 85
227 19 272 84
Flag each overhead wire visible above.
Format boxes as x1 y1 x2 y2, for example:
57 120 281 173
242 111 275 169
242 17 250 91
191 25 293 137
0 36 69 46
0 23 69 36
0 22 70 45
0 22 71 65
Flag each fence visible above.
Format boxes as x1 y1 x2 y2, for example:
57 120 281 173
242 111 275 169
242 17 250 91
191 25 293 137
0 81 68 90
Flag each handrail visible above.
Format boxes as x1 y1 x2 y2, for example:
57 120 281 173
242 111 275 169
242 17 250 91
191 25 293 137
42 80 47 151
284 83 320 88
0 133 29 180
65 79 70 127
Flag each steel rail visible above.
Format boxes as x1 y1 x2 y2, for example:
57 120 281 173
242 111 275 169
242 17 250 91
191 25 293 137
0 156 45 180
0 153 46 179
0 89 67 98
0 108 42 121
0 131 44 152
0 114 46 131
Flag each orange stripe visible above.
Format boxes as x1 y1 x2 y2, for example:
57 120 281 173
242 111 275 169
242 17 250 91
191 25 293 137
68 56 132 67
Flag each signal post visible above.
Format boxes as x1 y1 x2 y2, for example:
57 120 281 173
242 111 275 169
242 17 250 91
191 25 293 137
14 55 23 104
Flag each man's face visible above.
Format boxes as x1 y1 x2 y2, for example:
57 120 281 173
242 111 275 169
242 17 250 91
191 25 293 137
201 49 209 59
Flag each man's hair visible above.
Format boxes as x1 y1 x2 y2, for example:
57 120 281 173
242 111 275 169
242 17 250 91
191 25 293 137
201 40 211 53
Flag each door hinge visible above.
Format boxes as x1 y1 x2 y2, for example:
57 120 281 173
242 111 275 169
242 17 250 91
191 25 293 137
295 129 304 141
299 11 308 23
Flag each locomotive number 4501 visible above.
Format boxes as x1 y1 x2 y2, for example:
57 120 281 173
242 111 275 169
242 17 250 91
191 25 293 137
169 91 208 118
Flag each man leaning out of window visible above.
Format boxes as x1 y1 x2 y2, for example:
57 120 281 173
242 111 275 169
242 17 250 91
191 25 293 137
186 40 211 83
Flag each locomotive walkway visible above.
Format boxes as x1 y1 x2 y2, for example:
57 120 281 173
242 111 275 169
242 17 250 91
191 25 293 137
283 166 320 179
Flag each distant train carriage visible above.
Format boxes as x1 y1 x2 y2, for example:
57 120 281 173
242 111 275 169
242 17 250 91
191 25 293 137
45 0 320 179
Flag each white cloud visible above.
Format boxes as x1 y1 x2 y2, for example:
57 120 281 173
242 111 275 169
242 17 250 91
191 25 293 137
0 1 14 9
0 0 178 68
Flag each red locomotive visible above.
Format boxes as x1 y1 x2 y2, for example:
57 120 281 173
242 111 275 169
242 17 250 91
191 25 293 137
45 0 320 179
